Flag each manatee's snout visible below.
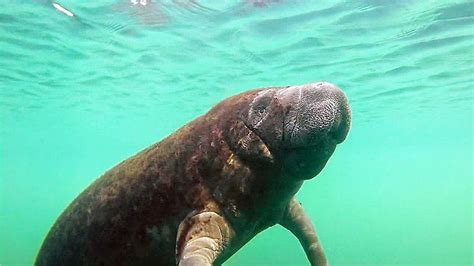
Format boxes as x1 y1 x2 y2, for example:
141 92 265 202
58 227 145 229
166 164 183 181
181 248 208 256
278 82 351 148
243 81 350 179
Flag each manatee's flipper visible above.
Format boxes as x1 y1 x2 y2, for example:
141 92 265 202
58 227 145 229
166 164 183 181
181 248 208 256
176 211 234 266
280 197 327 266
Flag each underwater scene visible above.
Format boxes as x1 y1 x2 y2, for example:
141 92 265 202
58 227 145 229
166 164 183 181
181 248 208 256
0 0 472 265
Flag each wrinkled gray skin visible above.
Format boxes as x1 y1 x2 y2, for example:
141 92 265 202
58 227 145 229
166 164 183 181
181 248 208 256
35 82 350 266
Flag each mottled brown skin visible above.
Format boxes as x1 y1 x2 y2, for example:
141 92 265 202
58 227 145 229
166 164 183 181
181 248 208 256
36 82 351 266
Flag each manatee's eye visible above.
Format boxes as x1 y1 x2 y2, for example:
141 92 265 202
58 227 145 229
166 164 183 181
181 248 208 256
248 90 275 128
254 96 271 114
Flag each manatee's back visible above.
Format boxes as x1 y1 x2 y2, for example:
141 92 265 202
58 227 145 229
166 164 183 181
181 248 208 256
35 122 202 266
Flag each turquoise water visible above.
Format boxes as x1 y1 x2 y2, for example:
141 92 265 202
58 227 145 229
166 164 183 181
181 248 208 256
0 0 473 265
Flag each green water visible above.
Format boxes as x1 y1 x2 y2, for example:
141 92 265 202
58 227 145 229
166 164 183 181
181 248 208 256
0 1 473 265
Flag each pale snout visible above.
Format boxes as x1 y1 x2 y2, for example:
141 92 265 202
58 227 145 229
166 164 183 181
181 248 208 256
277 82 351 148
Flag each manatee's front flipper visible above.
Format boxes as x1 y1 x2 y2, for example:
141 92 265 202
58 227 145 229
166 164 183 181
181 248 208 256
280 197 327 266
176 211 235 266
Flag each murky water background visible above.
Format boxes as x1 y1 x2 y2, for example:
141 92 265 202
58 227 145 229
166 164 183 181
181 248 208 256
0 1 472 265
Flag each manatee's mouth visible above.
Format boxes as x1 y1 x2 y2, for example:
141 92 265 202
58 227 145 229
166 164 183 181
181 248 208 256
282 141 336 180
242 119 332 179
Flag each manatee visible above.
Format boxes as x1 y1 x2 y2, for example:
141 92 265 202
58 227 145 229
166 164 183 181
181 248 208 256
35 81 351 266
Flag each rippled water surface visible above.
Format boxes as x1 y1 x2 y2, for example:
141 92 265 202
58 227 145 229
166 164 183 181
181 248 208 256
1 1 472 265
